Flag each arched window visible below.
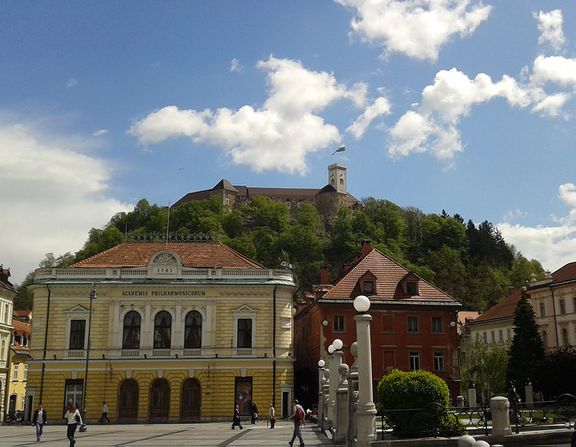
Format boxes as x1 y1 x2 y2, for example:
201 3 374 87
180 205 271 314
154 311 172 349
184 311 202 349
122 311 141 350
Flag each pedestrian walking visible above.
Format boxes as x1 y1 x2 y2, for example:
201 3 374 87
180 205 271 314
64 400 82 446
231 404 243 430
32 402 48 442
268 403 276 429
288 399 305 447
250 402 258 424
100 401 111 424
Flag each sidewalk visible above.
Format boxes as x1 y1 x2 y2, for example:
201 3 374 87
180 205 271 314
0 421 332 446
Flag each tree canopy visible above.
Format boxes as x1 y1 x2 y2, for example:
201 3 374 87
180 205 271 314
14 196 545 311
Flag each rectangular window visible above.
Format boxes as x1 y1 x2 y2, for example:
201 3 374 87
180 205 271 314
64 379 84 413
498 329 503 343
382 315 394 333
12 364 19 381
23 364 28 381
409 352 420 371
560 299 566 314
431 317 443 333
491 331 495 343
407 316 419 333
406 282 418 295
237 318 252 348
333 315 345 332
507 328 512 341
540 302 546 317
383 350 395 371
69 320 86 350
434 352 445 371
234 376 253 416
363 280 374 294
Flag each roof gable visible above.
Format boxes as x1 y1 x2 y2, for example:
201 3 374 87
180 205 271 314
472 288 521 323
322 249 459 304
72 242 264 269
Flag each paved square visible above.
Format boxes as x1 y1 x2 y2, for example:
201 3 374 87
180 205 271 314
0 421 331 446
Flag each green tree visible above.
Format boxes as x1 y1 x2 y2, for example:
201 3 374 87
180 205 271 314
507 289 545 395
534 347 576 398
461 339 508 403
74 226 125 262
426 246 467 301
240 196 290 233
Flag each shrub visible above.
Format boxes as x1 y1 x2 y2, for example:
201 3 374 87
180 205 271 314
377 369 462 437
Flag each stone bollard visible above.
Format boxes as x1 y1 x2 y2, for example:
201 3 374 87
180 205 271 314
468 385 477 407
456 395 465 407
335 363 349 443
525 382 534 409
472 441 490 446
458 434 476 446
490 396 511 438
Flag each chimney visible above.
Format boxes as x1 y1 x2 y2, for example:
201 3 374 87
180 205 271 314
361 240 372 257
319 265 331 284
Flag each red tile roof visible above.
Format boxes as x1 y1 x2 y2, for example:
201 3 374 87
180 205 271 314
72 242 263 269
471 288 522 323
12 319 31 334
322 249 460 305
552 261 576 283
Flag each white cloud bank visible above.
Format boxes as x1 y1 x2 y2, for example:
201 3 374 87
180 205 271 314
498 183 576 272
335 0 492 61
0 123 130 284
535 10 565 53
130 57 368 174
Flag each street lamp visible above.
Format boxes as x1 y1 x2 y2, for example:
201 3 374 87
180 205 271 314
353 295 376 445
82 283 96 422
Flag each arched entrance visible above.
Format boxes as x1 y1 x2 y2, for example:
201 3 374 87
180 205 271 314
118 379 139 423
181 378 201 422
150 379 170 422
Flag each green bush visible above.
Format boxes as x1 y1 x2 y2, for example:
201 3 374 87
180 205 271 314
377 369 461 437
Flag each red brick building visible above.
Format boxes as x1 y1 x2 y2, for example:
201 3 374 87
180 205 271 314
293 242 462 409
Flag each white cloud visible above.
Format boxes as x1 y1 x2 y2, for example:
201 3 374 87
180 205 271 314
66 78 78 88
335 0 492 61
534 10 565 53
346 96 391 138
230 58 242 72
388 66 570 160
130 57 364 174
532 55 576 87
0 123 130 284
93 129 109 137
498 183 576 272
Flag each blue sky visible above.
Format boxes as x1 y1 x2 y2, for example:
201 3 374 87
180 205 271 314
2 1 576 284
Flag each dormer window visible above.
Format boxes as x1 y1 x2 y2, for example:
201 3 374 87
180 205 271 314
406 281 418 295
363 280 374 294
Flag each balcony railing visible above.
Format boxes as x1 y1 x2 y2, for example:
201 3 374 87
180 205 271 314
30 346 293 361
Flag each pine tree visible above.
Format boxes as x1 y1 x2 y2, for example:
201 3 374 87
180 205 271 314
507 288 545 395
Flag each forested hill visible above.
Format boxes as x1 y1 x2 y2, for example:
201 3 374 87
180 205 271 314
15 197 545 311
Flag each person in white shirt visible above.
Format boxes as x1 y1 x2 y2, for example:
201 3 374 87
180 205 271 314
64 401 82 446
100 401 110 424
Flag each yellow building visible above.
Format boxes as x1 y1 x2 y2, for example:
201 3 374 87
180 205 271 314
27 242 296 423
7 318 32 420
0 265 16 420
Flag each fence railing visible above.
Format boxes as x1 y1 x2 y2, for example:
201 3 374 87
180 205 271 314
377 394 576 440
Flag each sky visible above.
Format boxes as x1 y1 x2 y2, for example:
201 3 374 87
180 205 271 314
2 0 576 285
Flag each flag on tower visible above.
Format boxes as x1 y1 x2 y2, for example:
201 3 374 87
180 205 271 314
332 145 346 155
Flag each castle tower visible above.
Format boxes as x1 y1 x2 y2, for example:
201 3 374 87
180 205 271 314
328 164 347 194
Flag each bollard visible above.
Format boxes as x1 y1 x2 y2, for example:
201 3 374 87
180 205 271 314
490 396 511 438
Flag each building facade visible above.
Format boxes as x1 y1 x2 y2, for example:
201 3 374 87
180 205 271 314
0 265 16 419
529 262 576 350
293 242 462 409
7 317 31 420
27 242 296 423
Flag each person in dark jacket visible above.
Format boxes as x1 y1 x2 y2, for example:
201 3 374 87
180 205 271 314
250 402 258 424
32 402 48 442
231 404 243 430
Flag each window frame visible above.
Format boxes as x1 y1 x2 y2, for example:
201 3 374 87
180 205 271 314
153 311 172 350
184 310 203 349
431 317 443 334
433 352 445 372
122 310 142 350
407 316 419 334
333 315 345 332
409 351 420 371
69 319 87 350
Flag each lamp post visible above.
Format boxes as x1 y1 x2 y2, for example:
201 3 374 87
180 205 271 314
82 283 96 422
353 295 377 445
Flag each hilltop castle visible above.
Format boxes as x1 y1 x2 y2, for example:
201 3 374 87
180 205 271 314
174 164 360 221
